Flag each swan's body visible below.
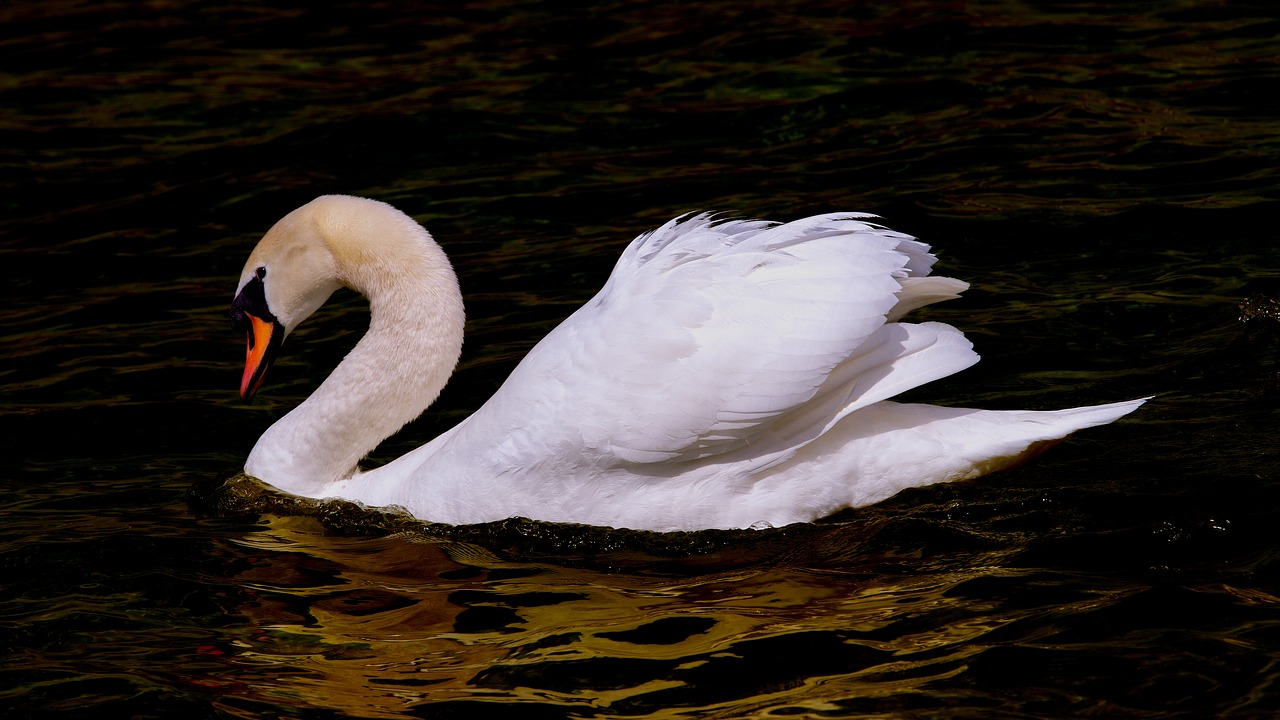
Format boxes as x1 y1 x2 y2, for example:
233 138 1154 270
231 195 1143 532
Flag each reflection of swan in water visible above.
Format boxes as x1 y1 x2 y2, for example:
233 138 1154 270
219 515 998 716
230 195 1144 531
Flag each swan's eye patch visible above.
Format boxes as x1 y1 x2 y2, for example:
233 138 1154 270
230 273 274 334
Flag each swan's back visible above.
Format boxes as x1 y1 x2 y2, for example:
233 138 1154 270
387 214 985 494
571 213 974 463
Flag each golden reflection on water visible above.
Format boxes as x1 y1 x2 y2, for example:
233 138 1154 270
209 515 1136 717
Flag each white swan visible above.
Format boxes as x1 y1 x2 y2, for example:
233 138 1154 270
231 195 1143 532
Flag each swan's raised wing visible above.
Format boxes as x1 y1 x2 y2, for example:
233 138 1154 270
478 212 975 469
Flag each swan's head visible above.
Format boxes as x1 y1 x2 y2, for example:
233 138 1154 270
231 195 458 402
230 195 382 401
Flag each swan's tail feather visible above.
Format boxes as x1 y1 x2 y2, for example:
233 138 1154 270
816 397 1148 509
1036 396 1149 430
963 397 1150 475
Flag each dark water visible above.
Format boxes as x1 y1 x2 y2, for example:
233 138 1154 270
3 0 1280 717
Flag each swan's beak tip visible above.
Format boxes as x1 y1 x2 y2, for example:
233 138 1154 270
239 313 280 403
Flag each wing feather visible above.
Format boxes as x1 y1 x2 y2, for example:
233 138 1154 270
476 212 970 468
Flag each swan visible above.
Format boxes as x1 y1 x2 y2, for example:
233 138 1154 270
230 195 1143 532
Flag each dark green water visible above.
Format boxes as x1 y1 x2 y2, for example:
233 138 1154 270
3 1 1280 717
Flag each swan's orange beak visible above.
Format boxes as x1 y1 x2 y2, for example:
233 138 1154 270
241 313 279 401
232 274 283 403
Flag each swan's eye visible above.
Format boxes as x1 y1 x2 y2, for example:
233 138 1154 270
256 266 267 279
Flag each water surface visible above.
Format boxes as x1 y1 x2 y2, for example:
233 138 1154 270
3 1 1280 717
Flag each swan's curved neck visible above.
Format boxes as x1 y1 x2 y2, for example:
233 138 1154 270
246 228 465 495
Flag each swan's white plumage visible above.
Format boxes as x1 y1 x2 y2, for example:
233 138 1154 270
234 195 1144 532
